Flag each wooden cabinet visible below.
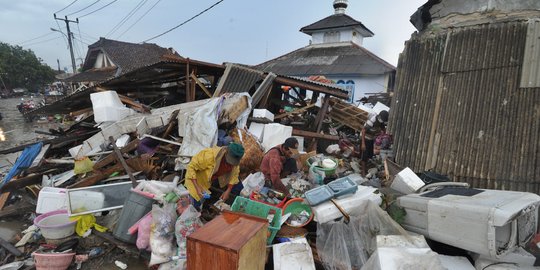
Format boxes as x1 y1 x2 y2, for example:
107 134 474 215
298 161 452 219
187 210 268 270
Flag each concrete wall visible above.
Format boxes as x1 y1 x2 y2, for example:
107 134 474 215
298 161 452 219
310 29 364 46
430 0 540 19
327 74 388 102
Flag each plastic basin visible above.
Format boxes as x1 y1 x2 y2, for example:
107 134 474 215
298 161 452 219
34 210 76 240
306 156 338 176
283 198 313 227
33 252 75 270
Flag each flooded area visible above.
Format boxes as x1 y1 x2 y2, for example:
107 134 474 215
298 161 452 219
0 97 58 151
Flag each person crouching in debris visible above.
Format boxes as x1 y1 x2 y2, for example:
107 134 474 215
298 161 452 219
260 137 299 196
184 142 244 209
361 110 389 175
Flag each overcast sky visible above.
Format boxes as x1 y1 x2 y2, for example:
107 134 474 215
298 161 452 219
1 0 426 72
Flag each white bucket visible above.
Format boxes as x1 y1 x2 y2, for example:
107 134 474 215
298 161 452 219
34 210 76 240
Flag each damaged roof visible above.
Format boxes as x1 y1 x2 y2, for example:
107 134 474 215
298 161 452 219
300 13 374 37
64 38 183 83
255 42 395 76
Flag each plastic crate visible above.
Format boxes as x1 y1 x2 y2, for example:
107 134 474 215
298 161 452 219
231 196 282 244
250 189 287 209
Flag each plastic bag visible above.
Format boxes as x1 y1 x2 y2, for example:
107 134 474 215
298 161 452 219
136 213 153 250
308 163 325 185
316 200 410 270
240 172 265 197
175 205 203 255
69 214 107 237
74 157 94 175
149 203 178 266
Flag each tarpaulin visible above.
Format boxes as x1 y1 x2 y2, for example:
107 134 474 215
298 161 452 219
1 142 43 188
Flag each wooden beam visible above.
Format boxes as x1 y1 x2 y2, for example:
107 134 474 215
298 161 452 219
275 103 316 120
109 136 138 188
191 73 212 98
0 236 22 256
292 129 339 141
273 76 348 99
68 163 123 189
93 139 140 170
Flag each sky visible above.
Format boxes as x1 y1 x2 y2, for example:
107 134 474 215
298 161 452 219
0 0 426 73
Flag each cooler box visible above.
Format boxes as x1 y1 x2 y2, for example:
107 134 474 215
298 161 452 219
396 187 540 259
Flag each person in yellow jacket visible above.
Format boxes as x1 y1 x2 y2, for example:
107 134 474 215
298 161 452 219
184 142 244 205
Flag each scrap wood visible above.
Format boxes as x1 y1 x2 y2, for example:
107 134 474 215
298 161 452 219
0 200 33 218
69 107 93 117
93 138 140 170
292 129 339 141
160 109 180 139
328 97 370 131
0 192 9 210
0 130 99 155
0 236 22 257
191 73 212 98
275 103 317 120
68 163 123 189
109 136 137 188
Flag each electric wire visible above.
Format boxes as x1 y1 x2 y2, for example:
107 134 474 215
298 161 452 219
116 0 162 39
21 36 63 47
77 23 86 56
17 32 55 45
78 0 118 18
66 0 101 17
143 0 224 42
106 0 148 37
54 0 79 14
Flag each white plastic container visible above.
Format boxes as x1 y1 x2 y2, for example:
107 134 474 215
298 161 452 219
390 167 425 194
253 109 274 121
312 185 382 223
34 210 76 239
397 188 540 259
36 187 67 214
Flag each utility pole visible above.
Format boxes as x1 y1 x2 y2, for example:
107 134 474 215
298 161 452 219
54 14 78 74
57 59 61 72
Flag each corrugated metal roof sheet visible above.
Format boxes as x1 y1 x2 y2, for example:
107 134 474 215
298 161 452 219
389 20 540 193
520 19 540 88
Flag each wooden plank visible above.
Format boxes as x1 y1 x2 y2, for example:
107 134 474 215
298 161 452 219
0 201 33 218
93 139 140 170
191 73 212 98
274 103 316 120
109 137 138 188
273 76 348 99
292 129 339 141
0 236 22 256
68 163 123 189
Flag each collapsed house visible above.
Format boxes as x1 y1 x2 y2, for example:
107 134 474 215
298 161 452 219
389 0 540 193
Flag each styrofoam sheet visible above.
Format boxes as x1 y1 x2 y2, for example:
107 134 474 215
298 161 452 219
262 123 292 152
248 122 265 141
273 238 315 270
312 185 382 223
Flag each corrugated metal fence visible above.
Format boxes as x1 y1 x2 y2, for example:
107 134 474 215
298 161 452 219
389 20 540 193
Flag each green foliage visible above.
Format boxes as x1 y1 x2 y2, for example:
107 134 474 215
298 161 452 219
0 42 56 91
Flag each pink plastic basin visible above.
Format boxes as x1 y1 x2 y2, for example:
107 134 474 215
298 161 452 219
33 252 75 270
34 210 76 239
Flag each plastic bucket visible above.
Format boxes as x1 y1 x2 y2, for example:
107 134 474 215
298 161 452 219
34 210 76 240
33 252 75 270
113 189 153 243
306 156 337 177
283 198 313 227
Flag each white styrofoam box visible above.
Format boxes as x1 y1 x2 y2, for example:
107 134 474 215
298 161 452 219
397 189 540 259
248 122 266 141
273 238 315 270
438 255 475 270
68 145 83 158
252 109 274 121
372 102 390 114
312 185 382 224
390 167 425 194
376 235 429 249
292 136 304 152
36 187 68 214
365 247 445 270
262 123 293 152
90 91 124 108
115 134 131 148
94 106 134 123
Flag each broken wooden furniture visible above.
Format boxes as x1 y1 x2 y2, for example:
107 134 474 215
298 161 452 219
187 211 268 270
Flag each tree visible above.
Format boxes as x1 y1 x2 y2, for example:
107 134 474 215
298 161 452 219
0 42 56 92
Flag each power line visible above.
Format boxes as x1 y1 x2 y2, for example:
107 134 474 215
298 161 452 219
77 23 86 56
117 0 162 39
55 19 69 47
143 0 224 42
54 0 79 14
106 0 148 37
22 36 63 47
17 32 56 45
66 0 101 16
78 0 118 18
73 36 91 46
